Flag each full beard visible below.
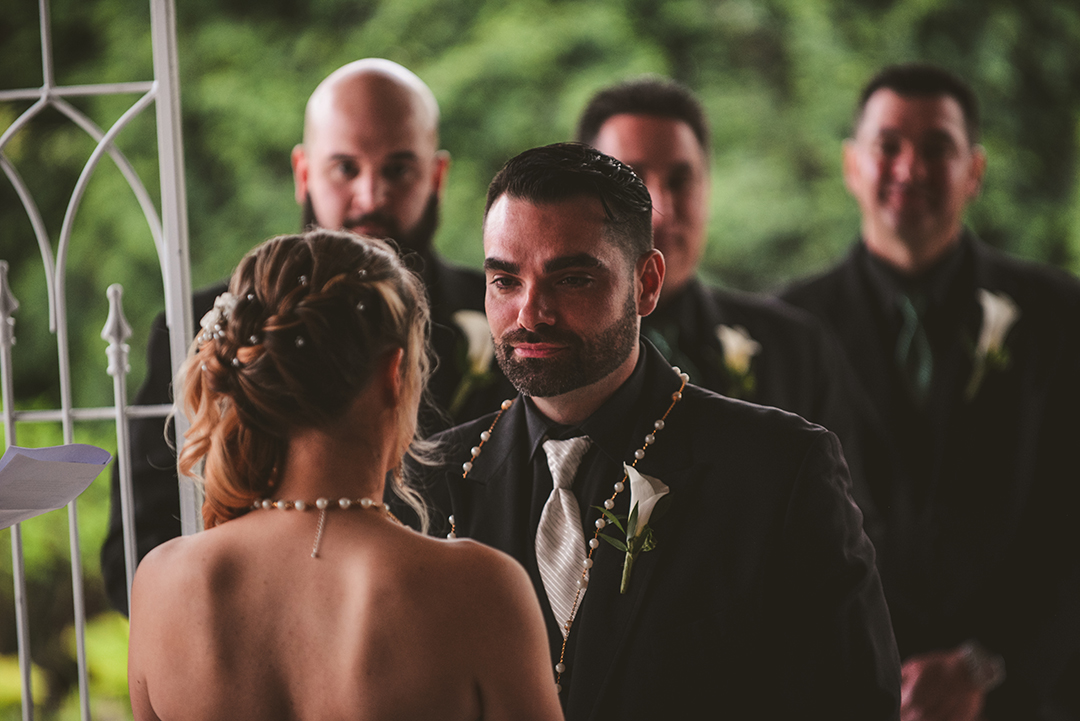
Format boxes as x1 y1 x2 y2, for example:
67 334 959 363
495 291 639 398
301 192 440 258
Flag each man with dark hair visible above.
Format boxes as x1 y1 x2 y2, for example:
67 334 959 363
577 75 711 158
785 63 1080 720
576 77 864 490
413 142 901 719
102 59 511 615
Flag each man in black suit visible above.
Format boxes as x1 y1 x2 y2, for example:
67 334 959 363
413 143 900 719
784 63 1080 720
576 77 863 488
102 59 510 614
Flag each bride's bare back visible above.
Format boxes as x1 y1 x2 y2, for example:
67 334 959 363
127 233 561 721
129 508 560 721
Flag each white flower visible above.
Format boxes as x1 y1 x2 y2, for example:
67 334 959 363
452 310 494 376
715 324 761 376
965 289 1021 400
604 464 671 593
199 292 238 340
623 463 669 532
975 289 1020 358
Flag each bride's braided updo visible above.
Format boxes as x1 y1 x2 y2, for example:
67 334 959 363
178 230 431 529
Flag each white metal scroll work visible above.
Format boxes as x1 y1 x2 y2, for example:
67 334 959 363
0 0 195 718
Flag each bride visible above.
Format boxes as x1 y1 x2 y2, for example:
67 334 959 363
128 230 561 721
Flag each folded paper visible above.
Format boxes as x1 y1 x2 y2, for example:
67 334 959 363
0 444 112 530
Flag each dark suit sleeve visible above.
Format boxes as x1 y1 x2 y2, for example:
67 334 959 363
770 429 901 720
100 309 182 616
811 330 892 540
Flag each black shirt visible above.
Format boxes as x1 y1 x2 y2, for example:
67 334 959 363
517 342 653 678
521 342 649 543
856 236 980 509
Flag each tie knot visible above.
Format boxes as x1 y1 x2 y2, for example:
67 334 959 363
543 436 592 490
898 289 928 319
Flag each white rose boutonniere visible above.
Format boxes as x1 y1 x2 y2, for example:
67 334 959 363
965 289 1020 400
449 310 496 415
715 324 761 398
597 464 670 594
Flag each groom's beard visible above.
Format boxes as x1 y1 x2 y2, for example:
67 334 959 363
495 289 639 398
301 192 440 258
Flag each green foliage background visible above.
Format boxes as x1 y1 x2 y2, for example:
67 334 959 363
1 0 1079 716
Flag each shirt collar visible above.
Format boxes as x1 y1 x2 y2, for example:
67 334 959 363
523 340 650 464
643 278 704 338
858 231 972 317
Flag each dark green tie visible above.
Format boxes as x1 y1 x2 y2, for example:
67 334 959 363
895 291 933 406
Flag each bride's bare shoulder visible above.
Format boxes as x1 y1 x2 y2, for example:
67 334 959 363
381 530 562 719
393 529 539 616
130 520 254 617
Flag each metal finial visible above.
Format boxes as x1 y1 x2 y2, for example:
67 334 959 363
101 284 132 346
101 284 133 377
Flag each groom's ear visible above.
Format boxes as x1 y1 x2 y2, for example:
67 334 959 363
636 249 665 317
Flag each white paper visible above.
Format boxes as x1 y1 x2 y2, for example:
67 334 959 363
0 444 112 530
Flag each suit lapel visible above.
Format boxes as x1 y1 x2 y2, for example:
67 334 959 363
680 280 737 397
565 350 687 720
930 240 1040 567
446 399 532 557
569 466 694 720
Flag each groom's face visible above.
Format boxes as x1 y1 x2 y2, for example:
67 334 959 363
482 194 640 399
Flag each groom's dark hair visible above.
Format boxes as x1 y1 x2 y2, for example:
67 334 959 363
484 142 653 260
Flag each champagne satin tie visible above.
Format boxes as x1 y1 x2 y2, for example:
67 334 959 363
536 436 593 635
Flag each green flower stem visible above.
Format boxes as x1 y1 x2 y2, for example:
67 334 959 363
620 552 635 594
964 359 986 400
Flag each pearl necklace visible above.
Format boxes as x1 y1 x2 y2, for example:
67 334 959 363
252 496 397 558
452 367 690 691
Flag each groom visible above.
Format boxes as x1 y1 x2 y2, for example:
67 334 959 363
409 143 900 719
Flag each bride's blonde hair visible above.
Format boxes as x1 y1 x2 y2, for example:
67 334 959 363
178 230 431 530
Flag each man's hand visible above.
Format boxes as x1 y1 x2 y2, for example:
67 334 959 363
900 647 985 721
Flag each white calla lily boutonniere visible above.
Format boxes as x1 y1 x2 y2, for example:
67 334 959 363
965 289 1020 400
597 464 670 594
449 310 496 415
715 324 762 398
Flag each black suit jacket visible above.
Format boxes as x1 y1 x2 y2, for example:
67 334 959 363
643 280 868 504
784 235 1080 719
412 341 900 720
101 254 513 614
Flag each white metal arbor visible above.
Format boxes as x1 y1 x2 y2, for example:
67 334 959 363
0 0 199 717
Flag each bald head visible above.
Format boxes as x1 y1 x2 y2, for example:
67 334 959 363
292 59 449 250
303 59 440 148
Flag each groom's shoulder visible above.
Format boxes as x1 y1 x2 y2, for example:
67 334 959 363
681 380 825 434
675 380 836 466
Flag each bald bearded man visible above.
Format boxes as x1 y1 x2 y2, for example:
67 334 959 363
102 60 510 614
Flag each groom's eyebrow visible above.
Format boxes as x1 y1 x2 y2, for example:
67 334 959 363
544 254 603 273
484 257 518 274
